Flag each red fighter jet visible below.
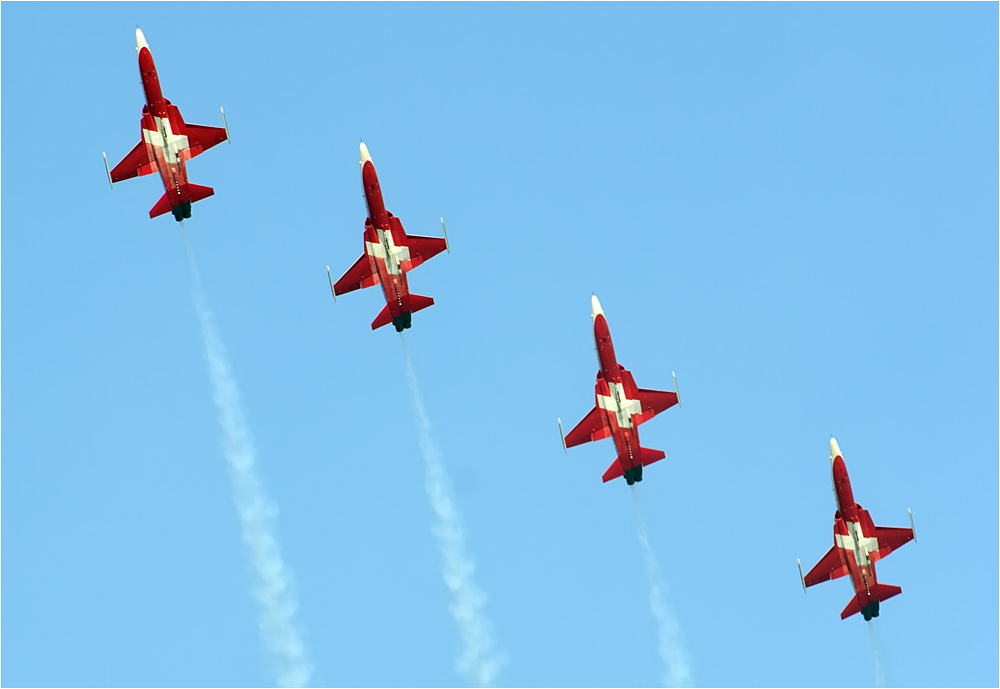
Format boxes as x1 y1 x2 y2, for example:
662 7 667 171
327 143 449 332
798 438 917 621
103 28 230 222
558 295 681 485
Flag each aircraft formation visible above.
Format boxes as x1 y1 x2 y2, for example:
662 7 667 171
103 24 919 659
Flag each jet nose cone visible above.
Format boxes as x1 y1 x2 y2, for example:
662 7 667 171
591 294 604 321
830 437 842 462
359 142 372 166
135 28 149 53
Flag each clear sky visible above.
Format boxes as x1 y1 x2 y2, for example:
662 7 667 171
2 2 997 687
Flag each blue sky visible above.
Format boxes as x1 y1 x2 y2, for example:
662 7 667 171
2 2 997 687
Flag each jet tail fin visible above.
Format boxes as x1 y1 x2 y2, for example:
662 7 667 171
149 193 174 219
409 293 435 314
148 184 215 219
186 183 215 204
602 459 625 483
641 447 666 465
840 595 863 620
875 583 902 602
371 294 435 330
840 585 902 619
601 447 666 483
371 304 394 330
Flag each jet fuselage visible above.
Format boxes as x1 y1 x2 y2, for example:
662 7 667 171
831 443 883 620
591 299 644 481
136 31 191 219
360 150 414 330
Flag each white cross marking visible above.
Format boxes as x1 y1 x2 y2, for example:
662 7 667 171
835 522 879 566
143 115 189 164
597 381 642 429
365 228 411 276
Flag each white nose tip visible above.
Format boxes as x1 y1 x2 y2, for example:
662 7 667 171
591 294 604 320
830 437 842 462
359 142 372 165
135 28 149 53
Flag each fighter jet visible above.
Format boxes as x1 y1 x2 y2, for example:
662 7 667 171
558 295 681 485
103 28 230 221
798 438 917 621
327 142 449 332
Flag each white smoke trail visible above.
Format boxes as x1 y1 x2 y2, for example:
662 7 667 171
184 236 312 687
867 620 886 687
401 338 502 687
631 487 693 688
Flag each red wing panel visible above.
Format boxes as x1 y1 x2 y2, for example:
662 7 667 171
334 254 380 295
110 140 157 182
400 234 448 272
874 526 914 558
565 406 612 448
632 387 680 426
183 123 228 160
620 370 678 426
804 545 849 588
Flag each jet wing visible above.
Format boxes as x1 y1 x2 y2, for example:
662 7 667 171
803 545 849 588
334 253 379 295
874 526 915 558
620 370 679 426
183 123 229 160
400 234 448 272
564 405 612 448
110 140 157 182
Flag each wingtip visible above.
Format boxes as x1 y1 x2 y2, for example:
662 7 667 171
326 265 336 301
102 152 113 189
440 217 450 253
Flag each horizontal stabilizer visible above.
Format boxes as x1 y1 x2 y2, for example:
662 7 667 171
602 458 625 483
409 293 435 314
149 192 174 219
840 594 863 620
840 585 902 619
641 447 666 464
876 583 902 603
371 304 394 330
602 447 665 483
186 183 215 204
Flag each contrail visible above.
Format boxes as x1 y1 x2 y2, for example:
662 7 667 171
401 337 502 687
184 234 312 687
631 487 693 688
867 620 886 687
